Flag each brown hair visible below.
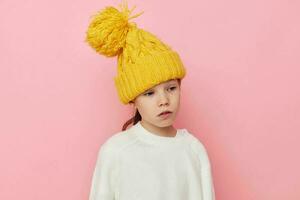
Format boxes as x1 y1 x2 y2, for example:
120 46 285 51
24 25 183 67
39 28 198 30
122 79 182 131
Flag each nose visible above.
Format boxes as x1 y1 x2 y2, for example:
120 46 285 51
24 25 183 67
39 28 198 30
158 92 169 107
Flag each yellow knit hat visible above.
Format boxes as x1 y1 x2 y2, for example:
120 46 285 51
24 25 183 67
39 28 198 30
85 0 187 105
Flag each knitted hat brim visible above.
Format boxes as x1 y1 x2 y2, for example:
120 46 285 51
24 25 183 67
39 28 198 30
114 51 186 104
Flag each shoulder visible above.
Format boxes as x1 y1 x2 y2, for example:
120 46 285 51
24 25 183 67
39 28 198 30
182 128 207 150
98 126 138 155
183 128 212 168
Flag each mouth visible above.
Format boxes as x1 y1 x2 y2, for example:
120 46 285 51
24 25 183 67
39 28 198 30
158 110 172 116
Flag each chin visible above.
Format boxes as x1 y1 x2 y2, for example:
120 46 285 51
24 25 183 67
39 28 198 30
143 114 176 128
155 119 175 127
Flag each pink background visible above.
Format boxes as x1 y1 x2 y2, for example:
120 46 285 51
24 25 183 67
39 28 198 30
1 0 300 199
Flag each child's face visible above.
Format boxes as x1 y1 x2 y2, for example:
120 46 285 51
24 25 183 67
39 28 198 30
132 79 181 128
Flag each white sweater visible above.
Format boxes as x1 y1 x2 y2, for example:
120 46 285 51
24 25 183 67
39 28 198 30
89 121 216 200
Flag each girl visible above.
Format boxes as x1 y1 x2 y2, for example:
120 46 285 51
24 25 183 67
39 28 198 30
85 1 216 200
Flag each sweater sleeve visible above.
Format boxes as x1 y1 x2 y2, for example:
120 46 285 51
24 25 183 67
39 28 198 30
89 144 118 200
193 140 216 200
200 158 216 200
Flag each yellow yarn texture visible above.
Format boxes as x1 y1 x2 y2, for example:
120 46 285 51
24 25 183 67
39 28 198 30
85 0 186 104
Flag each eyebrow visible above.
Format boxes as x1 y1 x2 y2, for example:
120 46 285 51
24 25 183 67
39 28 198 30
168 82 177 86
144 83 177 92
165 81 177 86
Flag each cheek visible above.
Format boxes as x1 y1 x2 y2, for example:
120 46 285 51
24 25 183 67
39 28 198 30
172 91 180 102
137 101 155 117
173 94 181 108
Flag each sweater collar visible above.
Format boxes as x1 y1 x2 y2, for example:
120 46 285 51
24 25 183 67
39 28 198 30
131 121 184 145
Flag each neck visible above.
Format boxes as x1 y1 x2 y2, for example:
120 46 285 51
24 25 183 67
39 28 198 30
140 120 177 137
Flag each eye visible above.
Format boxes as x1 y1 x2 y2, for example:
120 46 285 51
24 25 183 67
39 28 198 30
144 91 154 96
169 86 177 91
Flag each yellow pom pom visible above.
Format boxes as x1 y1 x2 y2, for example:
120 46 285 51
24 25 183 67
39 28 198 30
85 1 144 57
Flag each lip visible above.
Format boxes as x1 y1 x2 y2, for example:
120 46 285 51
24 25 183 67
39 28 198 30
158 110 172 116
